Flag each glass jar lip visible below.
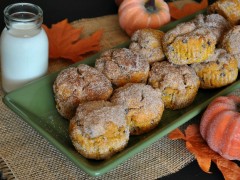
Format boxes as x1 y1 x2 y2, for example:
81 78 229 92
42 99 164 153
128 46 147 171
4 3 43 22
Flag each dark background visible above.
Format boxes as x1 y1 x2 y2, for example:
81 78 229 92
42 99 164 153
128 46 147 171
0 0 238 179
0 0 217 31
0 0 119 31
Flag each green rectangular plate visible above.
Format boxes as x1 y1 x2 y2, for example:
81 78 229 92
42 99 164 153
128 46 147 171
3 10 240 176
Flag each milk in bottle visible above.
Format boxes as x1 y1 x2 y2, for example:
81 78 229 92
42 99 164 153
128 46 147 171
0 3 48 93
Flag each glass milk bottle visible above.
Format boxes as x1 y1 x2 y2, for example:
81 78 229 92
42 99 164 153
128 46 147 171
0 3 48 93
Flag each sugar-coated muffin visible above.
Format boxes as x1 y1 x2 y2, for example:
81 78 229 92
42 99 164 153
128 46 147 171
129 28 165 64
220 25 240 69
162 22 217 65
53 64 113 120
110 83 164 135
191 49 238 89
148 61 200 109
95 48 149 87
193 13 231 43
208 0 240 25
220 25 240 55
69 100 129 160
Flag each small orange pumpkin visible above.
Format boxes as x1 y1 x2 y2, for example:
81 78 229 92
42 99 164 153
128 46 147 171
118 0 171 36
200 95 240 160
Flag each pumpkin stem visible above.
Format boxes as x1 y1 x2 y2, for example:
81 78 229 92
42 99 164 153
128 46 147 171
145 0 157 13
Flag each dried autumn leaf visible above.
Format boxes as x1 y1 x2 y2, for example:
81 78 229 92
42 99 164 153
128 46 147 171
168 0 208 19
168 124 240 179
42 19 103 62
167 128 186 140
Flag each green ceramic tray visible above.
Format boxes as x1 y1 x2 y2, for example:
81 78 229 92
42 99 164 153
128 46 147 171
3 10 240 177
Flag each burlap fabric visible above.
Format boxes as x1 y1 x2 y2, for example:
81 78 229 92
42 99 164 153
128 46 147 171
0 14 239 180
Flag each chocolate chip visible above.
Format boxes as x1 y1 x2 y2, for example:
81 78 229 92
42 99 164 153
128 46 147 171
220 72 225 77
182 39 188 43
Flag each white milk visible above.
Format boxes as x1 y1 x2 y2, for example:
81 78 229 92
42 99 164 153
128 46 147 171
0 23 48 92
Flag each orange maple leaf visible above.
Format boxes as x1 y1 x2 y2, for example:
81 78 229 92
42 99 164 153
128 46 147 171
168 0 208 20
168 124 240 179
42 19 103 62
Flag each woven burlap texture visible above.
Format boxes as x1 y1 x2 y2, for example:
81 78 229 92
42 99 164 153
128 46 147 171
1 14 238 180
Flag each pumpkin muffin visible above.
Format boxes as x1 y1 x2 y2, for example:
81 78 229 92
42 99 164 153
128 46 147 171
208 0 240 25
148 61 200 110
162 21 217 65
69 100 129 160
129 28 165 64
191 48 238 89
193 13 231 43
220 25 240 55
95 48 149 87
220 25 240 68
110 83 164 135
53 64 113 120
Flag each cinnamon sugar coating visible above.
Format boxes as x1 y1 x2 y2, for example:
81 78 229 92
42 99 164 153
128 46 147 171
193 13 231 43
220 25 240 68
191 49 238 89
110 83 164 135
148 61 200 109
95 48 149 87
162 22 217 65
69 100 129 160
220 25 240 55
53 64 113 120
129 28 165 64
